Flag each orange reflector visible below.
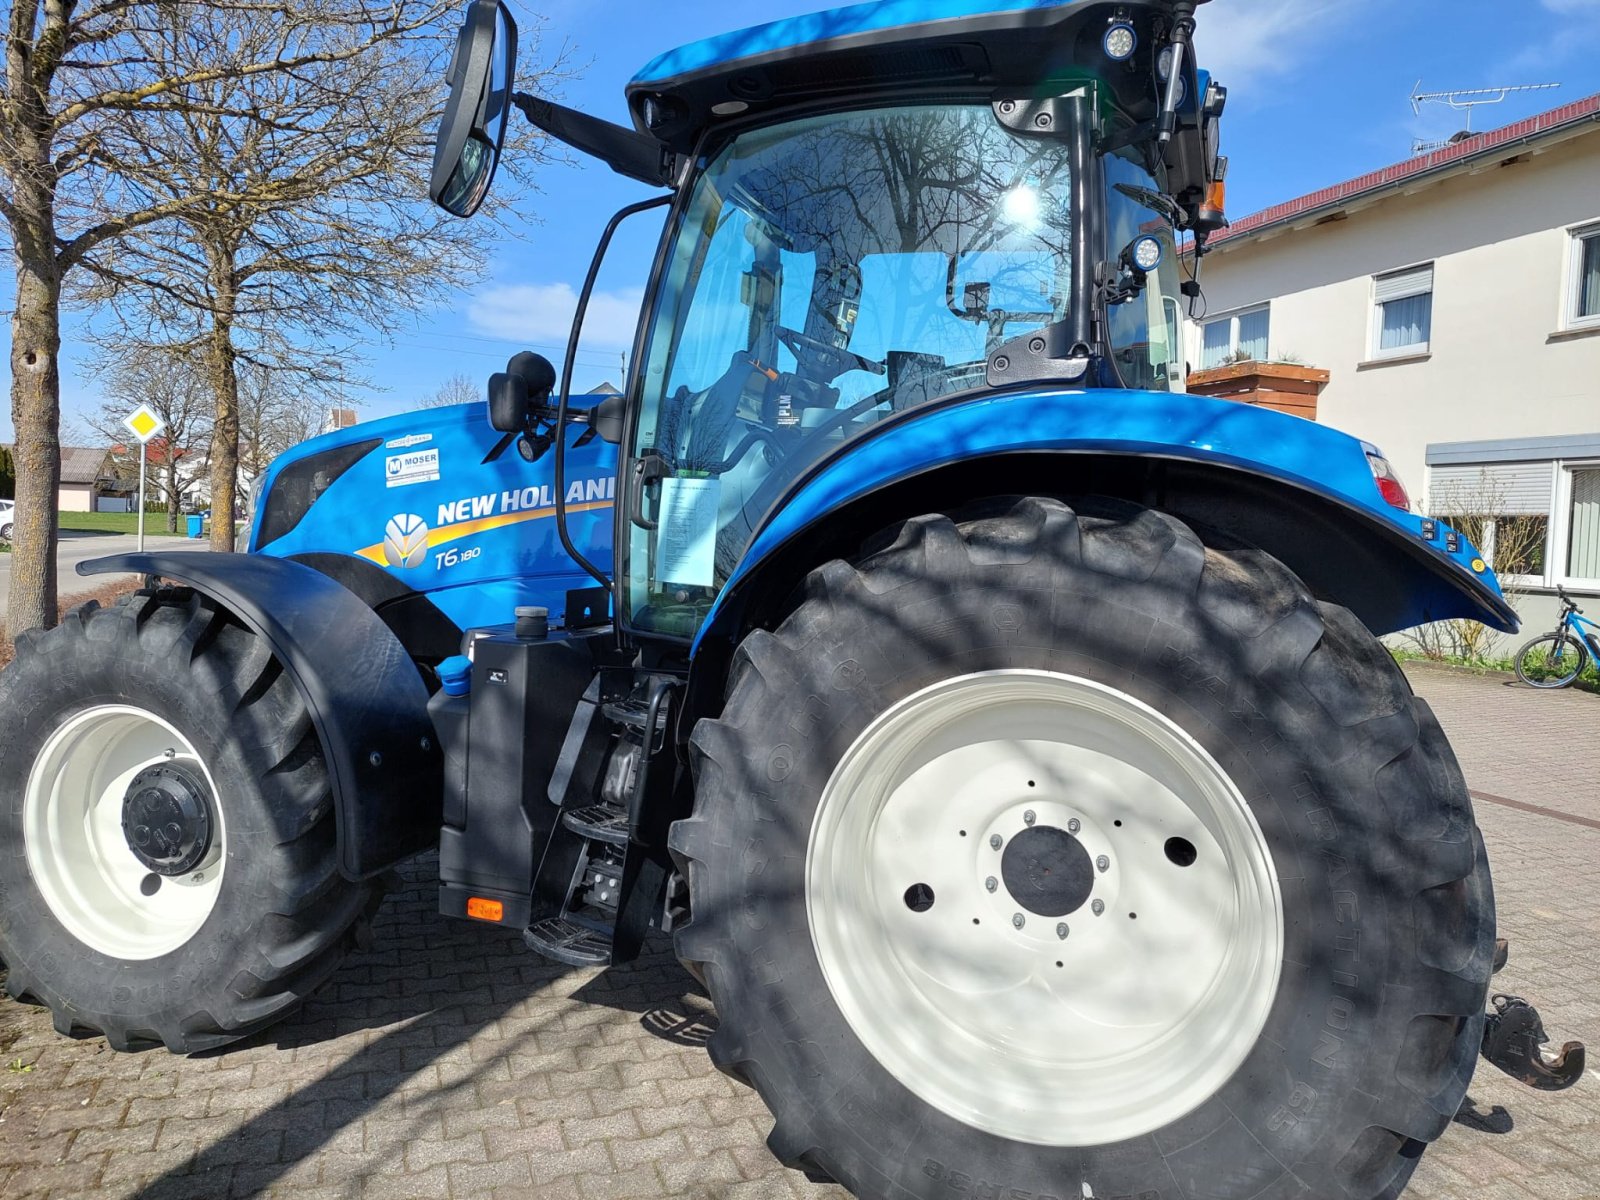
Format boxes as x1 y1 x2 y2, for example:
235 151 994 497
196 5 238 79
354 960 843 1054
466 897 504 922
1206 179 1227 212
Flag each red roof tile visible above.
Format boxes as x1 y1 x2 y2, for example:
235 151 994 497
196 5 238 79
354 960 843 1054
1211 93 1600 247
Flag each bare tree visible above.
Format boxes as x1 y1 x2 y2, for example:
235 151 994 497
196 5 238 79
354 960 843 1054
1402 470 1550 663
68 3 561 551
87 347 211 533
419 372 480 409
237 361 334 488
1 0 473 630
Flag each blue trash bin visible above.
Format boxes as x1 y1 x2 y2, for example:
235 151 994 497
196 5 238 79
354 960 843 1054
186 514 204 539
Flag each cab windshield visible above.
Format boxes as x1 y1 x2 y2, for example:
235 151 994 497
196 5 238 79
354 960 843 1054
625 103 1081 636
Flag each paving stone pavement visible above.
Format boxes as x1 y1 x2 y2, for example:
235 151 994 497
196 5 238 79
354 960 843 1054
0 664 1596 1200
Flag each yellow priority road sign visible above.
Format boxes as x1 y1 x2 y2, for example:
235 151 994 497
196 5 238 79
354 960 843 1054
123 404 165 444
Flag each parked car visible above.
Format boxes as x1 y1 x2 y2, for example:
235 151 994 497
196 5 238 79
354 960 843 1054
0 499 14 542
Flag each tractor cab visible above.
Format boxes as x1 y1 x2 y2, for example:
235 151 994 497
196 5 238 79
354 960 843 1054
432 0 1230 641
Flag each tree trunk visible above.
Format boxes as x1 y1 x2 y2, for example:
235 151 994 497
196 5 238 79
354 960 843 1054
166 454 180 533
6 178 64 632
205 250 241 553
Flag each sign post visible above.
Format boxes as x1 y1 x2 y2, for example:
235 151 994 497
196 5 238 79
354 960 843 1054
122 405 166 553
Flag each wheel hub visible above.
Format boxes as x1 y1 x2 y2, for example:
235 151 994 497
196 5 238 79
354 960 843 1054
1000 824 1093 917
807 669 1283 1146
121 762 214 876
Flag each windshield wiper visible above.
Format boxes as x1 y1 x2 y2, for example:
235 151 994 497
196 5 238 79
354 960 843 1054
1113 182 1183 227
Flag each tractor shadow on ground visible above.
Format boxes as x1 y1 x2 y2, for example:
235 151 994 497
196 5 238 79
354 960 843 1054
1451 1094 1514 1135
136 856 703 1200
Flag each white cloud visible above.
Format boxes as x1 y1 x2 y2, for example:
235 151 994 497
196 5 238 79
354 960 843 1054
466 281 646 351
1193 0 1369 81
1541 0 1600 12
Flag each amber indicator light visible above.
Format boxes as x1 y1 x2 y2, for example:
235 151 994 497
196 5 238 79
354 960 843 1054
466 897 504 922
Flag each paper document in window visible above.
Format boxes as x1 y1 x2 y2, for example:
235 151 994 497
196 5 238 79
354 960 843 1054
657 476 721 588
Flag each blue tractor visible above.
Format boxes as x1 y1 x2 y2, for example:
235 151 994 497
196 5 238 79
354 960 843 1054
0 3 1583 1197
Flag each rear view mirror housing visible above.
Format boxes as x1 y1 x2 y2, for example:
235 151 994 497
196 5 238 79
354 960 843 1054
591 394 625 444
430 0 517 217
488 351 557 432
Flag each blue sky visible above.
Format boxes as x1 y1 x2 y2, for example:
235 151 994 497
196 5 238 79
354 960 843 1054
11 0 1600 442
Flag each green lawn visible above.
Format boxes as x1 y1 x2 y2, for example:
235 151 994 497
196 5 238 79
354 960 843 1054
56 510 193 537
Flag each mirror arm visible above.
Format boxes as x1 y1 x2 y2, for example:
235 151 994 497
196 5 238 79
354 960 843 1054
513 94 677 186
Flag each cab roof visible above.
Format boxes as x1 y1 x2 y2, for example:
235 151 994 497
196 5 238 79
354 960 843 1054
626 0 1181 152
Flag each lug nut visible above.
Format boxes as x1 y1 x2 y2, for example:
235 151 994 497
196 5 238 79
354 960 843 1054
1096 854 1110 873
985 876 998 893
1012 913 1025 929
1092 899 1105 916
1023 810 1036 826
990 834 1003 850
1067 818 1080 834
1055 922 1069 940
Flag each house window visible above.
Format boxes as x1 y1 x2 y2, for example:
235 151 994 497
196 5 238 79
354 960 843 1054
1567 224 1600 329
1428 461 1552 582
1372 264 1433 357
1199 305 1269 369
1429 458 1600 588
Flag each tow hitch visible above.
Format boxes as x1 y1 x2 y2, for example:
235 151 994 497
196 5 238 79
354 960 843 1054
1480 941 1586 1091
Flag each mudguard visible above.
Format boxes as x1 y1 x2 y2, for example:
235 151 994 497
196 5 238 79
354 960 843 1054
695 388 1518 654
79 551 442 881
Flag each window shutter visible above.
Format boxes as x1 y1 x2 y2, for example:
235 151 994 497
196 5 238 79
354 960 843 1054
1374 264 1433 304
1428 462 1554 516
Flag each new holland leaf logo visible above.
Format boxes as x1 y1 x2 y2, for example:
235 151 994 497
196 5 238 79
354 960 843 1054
383 514 429 569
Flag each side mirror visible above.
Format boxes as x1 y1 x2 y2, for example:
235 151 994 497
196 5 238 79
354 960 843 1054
591 394 625 444
488 351 557 432
430 0 517 217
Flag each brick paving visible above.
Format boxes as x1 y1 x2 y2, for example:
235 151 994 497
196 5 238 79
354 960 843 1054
0 664 1595 1200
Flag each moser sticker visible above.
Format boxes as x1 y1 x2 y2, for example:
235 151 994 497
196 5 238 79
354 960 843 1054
385 432 433 451
386 448 441 488
383 514 430 568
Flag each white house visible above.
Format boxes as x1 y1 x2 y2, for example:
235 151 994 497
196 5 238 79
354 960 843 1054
1186 94 1600 635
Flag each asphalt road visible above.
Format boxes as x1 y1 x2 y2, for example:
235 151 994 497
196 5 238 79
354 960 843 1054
0 532 208 624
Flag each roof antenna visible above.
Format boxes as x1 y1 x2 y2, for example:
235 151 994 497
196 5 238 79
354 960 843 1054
1409 81 1561 154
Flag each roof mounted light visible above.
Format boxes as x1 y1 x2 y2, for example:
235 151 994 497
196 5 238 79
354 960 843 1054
1104 21 1137 62
1157 44 1175 80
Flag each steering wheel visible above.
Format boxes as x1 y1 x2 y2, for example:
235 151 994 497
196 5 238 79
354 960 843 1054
777 326 886 380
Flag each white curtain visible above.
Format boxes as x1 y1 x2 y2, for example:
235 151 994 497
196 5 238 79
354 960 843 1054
1569 469 1600 580
1581 234 1600 321
1379 292 1432 351
1236 308 1269 360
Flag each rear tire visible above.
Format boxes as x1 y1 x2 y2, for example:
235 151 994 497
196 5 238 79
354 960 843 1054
672 496 1493 1200
0 590 382 1052
1514 632 1588 689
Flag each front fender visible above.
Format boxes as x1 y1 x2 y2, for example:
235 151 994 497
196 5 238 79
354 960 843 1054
80 552 441 880
695 388 1517 653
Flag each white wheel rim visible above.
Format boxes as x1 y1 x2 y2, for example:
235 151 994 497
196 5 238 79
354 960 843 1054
24 705 225 960
807 670 1283 1147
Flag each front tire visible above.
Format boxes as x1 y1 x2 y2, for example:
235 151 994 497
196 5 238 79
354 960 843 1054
1514 632 1588 689
672 497 1493 1200
0 590 382 1052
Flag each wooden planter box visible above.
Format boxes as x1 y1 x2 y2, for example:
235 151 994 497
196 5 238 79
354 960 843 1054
1186 361 1329 421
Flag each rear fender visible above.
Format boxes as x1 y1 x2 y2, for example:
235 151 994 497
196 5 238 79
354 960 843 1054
80 552 442 880
691 389 1517 669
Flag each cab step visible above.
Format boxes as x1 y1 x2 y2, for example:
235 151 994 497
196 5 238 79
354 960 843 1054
561 803 629 846
524 916 612 967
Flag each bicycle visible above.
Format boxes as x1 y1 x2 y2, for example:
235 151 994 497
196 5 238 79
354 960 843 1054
1514 586 1600 689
